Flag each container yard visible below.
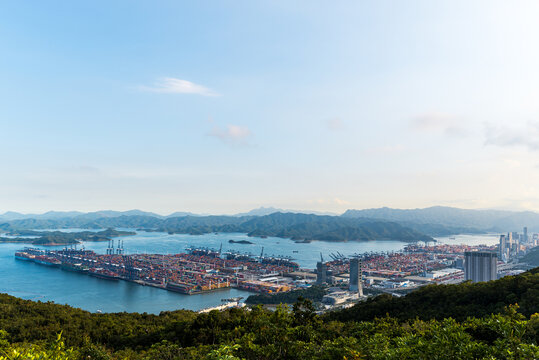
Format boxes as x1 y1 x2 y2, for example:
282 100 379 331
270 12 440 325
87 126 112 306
15 240 523 304
14 246 300 295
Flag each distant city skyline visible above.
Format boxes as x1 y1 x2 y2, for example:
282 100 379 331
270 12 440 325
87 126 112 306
2 1 539 214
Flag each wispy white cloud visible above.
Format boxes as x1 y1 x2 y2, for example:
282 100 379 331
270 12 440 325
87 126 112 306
410 112 467 137
208 124 252 145
333 198 350 206
310 198 351 206
485 122 539 151
326 118 344 131
364 144 405 155
139 77 219 96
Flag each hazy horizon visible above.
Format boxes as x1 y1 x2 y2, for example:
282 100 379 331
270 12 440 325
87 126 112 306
2 204 539 218
2 1 539 214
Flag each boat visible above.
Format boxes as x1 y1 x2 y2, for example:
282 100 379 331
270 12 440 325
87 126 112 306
14 252 34 261
186 246 221 258
60 262 89 274
221 296 243 302
89 268 121 281
166 281 199 295
228 239 253 245
33 255 61 267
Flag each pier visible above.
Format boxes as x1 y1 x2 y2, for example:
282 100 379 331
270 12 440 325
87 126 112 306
14 247 300 295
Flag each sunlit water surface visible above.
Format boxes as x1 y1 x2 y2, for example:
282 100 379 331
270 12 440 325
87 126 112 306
0 230 496 313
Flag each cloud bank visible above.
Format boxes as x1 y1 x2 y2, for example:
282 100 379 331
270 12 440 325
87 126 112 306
139 77 219 96
485 122 539 151
208 124 252 145
326 118 344 131
410 113 467 137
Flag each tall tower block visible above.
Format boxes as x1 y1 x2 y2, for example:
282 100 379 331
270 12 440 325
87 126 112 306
464 251 497 283
349 257 363 296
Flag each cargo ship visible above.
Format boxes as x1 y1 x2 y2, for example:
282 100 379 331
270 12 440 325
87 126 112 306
33 255 61 267
166 281 200 295
225 251 255 262
89 268 121 281
186 246 221 258
60 262 89 274
14 251 34 261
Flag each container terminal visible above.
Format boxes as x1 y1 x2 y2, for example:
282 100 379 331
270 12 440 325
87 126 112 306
14 245 299 295
14 235 536 310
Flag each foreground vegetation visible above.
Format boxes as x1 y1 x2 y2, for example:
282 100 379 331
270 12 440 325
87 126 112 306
0 267 538 359
245 285 326 305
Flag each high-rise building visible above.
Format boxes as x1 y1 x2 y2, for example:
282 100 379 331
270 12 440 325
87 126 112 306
513 231 520 242
499 235 506 260
316 261 327 284
523 227 528 244
464 251 497 283
349 257 363 296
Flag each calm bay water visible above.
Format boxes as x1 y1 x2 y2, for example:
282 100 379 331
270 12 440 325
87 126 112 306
434 233 499 246
1 230 496 314
0 230 408 313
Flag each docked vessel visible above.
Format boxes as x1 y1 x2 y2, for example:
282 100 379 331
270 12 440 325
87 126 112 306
33 255 61 267
89 268 121 281
166 281 199 295
60 262 89 274
14 251 34 261
186 246 221 258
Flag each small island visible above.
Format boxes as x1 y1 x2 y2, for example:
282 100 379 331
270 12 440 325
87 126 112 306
228 239 254 245
0 228 136 246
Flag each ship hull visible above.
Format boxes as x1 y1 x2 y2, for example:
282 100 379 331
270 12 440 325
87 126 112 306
89 272 120 281
14 255 32 261
34 260 60 267
60 264 89 274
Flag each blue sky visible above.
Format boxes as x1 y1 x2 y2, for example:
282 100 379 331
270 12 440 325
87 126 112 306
1 1 539 214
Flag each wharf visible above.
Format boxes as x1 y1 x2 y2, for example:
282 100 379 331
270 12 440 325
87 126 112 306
14 247 299 296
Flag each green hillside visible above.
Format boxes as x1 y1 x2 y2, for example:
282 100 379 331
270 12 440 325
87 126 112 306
0 213 433 243
0 268 538 359
328 267 539 323
522 247 539 267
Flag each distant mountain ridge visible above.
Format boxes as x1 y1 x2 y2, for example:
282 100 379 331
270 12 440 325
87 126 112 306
0 207 337 222
342 206 539 233
4 205 538 238
233 206 338 217
0 210 201 222
0 212 432 243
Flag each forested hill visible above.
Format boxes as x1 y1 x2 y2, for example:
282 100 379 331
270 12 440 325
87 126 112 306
327 266 539 323
0 212 433 242
0 268 538 359
522 247 539 267
342 206 539 233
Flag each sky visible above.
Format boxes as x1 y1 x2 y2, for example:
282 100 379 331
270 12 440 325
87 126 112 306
1 1 539 215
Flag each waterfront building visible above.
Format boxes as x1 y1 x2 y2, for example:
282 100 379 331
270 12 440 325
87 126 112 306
316 261 327 284
499 235 506 260
510 232 517 246
349 257 363 296
453 258 464 269
322 291 359 305
464 251 497 283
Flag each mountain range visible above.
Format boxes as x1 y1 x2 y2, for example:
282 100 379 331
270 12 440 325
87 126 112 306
0 207 336 221
0 212 432 243
2 206 538 240
342 206 539 233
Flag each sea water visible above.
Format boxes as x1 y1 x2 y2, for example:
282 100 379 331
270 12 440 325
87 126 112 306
1 230 494 313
